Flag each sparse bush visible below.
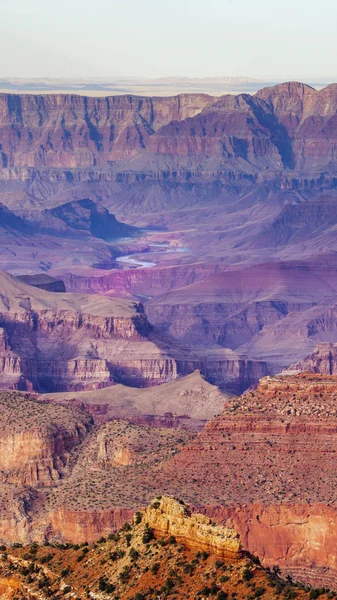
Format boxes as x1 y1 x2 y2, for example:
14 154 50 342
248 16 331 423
129 547 139 561
142 524 154 544
242 568 253 582
168 535 176 545
134 512 142 525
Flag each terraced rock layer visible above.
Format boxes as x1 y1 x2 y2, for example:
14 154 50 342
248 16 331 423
0 271 267 393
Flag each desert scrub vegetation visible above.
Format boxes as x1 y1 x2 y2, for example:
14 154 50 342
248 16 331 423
0 390 92 434
0 526 335 600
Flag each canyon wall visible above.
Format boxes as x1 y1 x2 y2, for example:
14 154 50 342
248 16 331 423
1 83 337 175
291 343 337 375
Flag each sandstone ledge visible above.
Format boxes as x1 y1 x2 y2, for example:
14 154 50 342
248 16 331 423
143 496 241 559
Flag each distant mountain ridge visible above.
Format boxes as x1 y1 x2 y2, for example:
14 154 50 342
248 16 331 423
1 82 337 174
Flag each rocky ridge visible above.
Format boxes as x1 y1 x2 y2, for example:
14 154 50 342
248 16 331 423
144 496 241 559
41 370 229 430
0 497 323 600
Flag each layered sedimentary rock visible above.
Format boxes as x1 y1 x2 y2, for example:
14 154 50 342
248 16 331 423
4 376 337 587
0 392 92 486
0 271 267 393
1 499 312 600
144 497 241 559
149 373 337 587
0 93 214 168
291 342 337 374
1 83 337 173
0 328 33 391
41 373 337 587
0 271 163 391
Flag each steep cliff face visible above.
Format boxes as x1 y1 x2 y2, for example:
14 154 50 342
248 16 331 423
0 93 214 168
1 83 337 183
4 377 337 587
0 392 92 486
62 262 224 296
0 328 33 391
256 82 337 170
0 271 267 393
0 272 170 391
147 374 337 586
213 502 337 589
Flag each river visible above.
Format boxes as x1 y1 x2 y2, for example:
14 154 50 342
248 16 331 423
116 244 189 269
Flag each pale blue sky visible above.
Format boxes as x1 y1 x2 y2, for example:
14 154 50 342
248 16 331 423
0 0 336 79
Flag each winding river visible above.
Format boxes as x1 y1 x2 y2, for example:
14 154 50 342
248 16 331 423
116 244 189 269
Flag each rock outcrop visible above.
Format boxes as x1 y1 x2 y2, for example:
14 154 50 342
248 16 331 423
0 391 92 486
0 499 314 600
4 375 337 587
0 271 167 391
290 342 337 375
144 497 241 559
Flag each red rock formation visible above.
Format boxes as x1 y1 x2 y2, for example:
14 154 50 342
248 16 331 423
49 506 135 544
0 392 92 486
146 374 337 586
4 375 337 587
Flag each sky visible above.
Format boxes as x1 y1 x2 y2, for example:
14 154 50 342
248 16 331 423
0 0 337 80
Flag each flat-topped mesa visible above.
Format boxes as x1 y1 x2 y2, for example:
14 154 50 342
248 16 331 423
142 497 242 560
237 372 337 419
290 343 337 375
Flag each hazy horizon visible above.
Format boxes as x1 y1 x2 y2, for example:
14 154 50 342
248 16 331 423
1 0 337 80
